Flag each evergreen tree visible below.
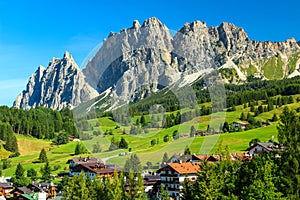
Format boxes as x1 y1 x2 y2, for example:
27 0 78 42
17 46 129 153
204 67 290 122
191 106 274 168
222 122 230 133
39 148 48 163
158 185 170 200
271 113 278 122
53 131 69 145
276 107 300 198
11 163 30 187
27 168 37 180
173 130 179 139
162 152 169 164
74 142 88 155
15 163 25 179
40 161 52 182
118 137 128 149
184 146 191 155
140 114 146 126
240 112 246 121
190 126 196 137
107 171 124 200
92 142 102 153
63 172 90 200
124 154 142 174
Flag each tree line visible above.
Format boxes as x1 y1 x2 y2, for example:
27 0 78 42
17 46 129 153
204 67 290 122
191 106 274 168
182 107 299 199
0 106 77 140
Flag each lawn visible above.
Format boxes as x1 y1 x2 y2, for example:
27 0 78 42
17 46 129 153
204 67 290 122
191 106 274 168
2 98 297 177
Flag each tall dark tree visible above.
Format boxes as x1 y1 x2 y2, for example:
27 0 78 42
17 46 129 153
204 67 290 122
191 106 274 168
118 137 128 149
184 146 191 155
11 163 30 187
39 148 48 163
74 142 88 155
190 126 196 137
40 161 52 182
162 152 169 164
124 154 142 174
276 107 300 198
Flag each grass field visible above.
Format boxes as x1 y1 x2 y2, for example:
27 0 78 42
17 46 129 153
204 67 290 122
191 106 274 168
2 97 298 177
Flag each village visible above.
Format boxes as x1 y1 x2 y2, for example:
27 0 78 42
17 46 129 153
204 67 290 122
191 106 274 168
0 136 285 200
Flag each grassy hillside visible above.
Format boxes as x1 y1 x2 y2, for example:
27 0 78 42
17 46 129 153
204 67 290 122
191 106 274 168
3 94 299 177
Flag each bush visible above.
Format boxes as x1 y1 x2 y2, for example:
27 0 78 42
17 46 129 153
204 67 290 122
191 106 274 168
163 135 169 142
53 164 61 171
9 151 20 158
150 139 156 146
74 143 88 155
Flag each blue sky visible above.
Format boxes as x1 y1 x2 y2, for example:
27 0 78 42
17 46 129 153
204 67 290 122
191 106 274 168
0 0 299 106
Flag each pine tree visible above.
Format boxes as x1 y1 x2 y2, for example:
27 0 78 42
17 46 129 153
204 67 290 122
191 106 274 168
124 154 142 174
158 185 170 200
240 112 246 121
118 137 128 149
15 163 25 179
271 113 278 122
277 107 300 198
27 168 37 180
140 114 146 126
184 146 191 155
162 152 169 164
190 126 196 137
40 161 51 182
39 148 48 163
75 142 88 155
63 172 90 200
11 163 30 187
92 142 101 153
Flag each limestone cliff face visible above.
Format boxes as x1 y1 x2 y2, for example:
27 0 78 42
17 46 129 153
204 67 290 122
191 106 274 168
14 52 99 110
15 18 300 110
83 18 300 104
83 17 177 102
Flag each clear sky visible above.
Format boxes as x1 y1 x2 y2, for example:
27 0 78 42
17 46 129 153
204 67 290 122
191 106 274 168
0 0 299 106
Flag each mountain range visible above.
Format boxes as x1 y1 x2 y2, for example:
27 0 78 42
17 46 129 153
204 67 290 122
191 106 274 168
14 17 300 110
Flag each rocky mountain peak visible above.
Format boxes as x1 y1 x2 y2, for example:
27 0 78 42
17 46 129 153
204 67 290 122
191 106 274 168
63 50 73 60
142 17 164 28
14 52 99 110
132 20 141 29
179 20 207 34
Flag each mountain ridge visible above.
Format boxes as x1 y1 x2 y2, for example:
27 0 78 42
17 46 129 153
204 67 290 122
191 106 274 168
14 17 300 110
14 51 99 110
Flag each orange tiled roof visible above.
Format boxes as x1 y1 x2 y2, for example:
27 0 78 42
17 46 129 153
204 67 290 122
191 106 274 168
168 162 201 174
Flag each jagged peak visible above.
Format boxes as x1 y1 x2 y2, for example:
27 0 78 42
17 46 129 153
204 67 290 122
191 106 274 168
179 20 207 33
285 37 297 44
219 22 238 29
108 31 116 38
37 65 46 71
132 20 141 29
63 51 72 59
142 17 163 27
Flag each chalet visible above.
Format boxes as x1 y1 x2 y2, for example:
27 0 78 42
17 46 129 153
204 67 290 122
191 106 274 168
157 162 201 200
195 130 208 136
192 154 219 162
0 182 13 198
67 157 121 179
232 121 250 130
247 142 286 156
143 174 160 193
28 182 56 199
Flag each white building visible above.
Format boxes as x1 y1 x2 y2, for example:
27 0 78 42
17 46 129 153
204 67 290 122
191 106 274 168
157 162 201 199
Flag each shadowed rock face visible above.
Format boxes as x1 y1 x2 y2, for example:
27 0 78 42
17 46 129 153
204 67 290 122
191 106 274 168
15 17 300 110
83 17 300 102
14 51 99 110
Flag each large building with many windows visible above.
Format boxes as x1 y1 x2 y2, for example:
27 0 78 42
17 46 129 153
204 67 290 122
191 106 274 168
157 162 201 199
